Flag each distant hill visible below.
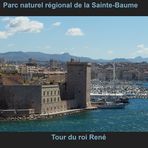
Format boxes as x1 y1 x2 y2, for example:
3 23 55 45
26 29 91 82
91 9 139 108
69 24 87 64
128 56 148 63
0 51 95 62
0 51 148 63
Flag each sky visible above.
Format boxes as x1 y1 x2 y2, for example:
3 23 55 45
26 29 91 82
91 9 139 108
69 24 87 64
0 16 148 60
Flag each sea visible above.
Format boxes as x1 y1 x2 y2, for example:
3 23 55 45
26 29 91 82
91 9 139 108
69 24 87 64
0 98 148 132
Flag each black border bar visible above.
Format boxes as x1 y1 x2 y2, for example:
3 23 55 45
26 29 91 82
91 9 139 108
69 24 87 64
0 0 148 16
0 132 148 147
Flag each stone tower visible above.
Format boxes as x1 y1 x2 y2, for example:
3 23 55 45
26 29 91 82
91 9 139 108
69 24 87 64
67 60 91 108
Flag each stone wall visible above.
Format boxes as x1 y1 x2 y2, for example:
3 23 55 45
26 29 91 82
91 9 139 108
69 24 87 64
0 85 42 114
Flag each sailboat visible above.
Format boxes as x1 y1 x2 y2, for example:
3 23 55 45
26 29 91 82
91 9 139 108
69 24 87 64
91 63 128 109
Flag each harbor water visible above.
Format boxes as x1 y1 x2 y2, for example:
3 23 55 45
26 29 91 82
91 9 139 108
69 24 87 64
0 98 148 132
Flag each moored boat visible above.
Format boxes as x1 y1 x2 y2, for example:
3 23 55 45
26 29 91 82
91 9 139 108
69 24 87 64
98 102 126 109
115 97 129 104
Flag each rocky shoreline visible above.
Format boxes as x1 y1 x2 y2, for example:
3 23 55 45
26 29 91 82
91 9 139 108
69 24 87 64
0 108 96 121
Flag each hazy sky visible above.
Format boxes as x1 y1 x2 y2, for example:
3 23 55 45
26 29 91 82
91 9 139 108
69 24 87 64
0 16 148 59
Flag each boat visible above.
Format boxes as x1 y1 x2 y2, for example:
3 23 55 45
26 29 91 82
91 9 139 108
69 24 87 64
91 96 126 109
98 101 126 109
90 63 130 109
91 93 129 104
90 63 129 104
115 97 129 104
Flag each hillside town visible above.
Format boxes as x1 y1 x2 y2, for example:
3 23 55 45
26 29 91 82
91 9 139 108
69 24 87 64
0 58 66 85
1 58 148 85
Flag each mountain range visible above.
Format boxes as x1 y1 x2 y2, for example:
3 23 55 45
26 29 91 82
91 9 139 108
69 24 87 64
0 51 148 63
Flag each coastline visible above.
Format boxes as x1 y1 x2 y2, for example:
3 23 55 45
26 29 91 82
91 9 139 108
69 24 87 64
0 107 97 122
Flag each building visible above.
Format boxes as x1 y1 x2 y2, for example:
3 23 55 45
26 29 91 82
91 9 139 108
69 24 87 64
18 63 38 74
0 85 68 114
0 61 91 116
41 85 68 114
0 64 18 74
47 71 66 84
66 61 91 108
143 71 148 81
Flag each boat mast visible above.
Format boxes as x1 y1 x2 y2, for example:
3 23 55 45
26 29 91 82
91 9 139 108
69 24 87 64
113 62 116 91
